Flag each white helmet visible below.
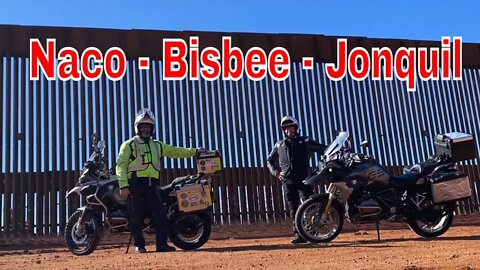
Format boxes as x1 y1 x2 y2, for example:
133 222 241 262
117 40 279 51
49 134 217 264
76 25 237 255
280 116 298 129
134 108 155 135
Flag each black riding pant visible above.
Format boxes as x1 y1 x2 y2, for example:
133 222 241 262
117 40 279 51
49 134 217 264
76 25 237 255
283 181 313 220
127 178 168 249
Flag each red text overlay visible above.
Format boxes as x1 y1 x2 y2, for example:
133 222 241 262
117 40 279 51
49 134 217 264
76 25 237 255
325 37 462 91
29 37 291 82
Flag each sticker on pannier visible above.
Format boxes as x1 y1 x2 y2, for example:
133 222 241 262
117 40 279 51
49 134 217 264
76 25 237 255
175 182 212 212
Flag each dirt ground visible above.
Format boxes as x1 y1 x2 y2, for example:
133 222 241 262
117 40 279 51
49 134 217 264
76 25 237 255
1 216 480 270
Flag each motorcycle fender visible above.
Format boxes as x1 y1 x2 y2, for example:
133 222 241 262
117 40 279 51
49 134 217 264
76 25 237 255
303 173 325 186
178 208 214 223
66 186 82 198
75 207 104 236
307 194 345 216
308 193 329 203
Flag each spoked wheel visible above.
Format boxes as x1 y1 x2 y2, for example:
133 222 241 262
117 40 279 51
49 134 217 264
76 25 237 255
64 210 102 255
168 213 211 250
408 204 454 238
295 197 344 243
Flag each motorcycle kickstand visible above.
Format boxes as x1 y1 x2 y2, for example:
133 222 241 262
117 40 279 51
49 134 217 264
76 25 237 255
375 219 381 242
125 233 133 254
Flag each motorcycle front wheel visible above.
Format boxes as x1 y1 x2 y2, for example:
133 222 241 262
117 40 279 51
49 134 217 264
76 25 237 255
65 210 102 256
408 204 454 238
295 197 344 243
168 213 211 250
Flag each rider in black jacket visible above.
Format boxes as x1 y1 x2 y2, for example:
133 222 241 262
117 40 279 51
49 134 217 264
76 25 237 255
267 116 326 243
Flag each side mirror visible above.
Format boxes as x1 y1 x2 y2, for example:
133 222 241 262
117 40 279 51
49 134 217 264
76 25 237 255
97 140 106 150
360 140 369 148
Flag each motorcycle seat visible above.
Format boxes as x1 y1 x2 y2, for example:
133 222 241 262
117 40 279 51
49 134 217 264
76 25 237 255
390 172 422 188
158 175 191 192
404 160 438 176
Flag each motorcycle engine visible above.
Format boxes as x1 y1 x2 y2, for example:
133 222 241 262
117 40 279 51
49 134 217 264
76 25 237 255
108 209 128 226
348 194 383 220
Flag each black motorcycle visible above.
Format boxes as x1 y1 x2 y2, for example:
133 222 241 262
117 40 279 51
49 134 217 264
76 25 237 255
65 135 215 255
295 131 474 242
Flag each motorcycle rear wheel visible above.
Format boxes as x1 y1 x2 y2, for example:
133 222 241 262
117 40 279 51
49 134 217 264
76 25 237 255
168 213 211 250
407 204 454 238
65 210 102 256
295 197 344 243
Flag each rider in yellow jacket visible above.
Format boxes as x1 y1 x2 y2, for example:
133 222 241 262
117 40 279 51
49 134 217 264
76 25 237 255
116 108 202 253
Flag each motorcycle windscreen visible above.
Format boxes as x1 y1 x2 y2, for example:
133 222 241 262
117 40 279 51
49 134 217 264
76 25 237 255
324 131 349 159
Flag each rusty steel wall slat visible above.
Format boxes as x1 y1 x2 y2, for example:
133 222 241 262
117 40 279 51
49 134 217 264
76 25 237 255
206 80 221 223
382 77 401 175
113 73 122 165
350 78 367 155
12 58 19 234
152 72 162 152
452 78 472 212
141 68 148 109
0 57 3 232
223 80 239 223
258 79 269 223
100 77 109 171
19 58 27 235
42 74 50 235
157 62 168 184
267 77 285 222
338 75 354 145
72 80 81 211
238 77 254 223
400 80 417 165
397 82 416 166
80 80 87 188
87 80 94 152
107 78 115 167
304 69 319 146
371 78 389 166
58 80 66 234
118 66 126 144
3 57 12 236
215 80 230 223
311 63 329 194
232 80 248 223
254 83 265 222
147 61 156 137
161 76 172 185
344 75 359 150
245 78 260 224
27 59 35 235
190 77 202 190
385 79 401 172
65 81 74 221
173 80 182 177
381 77 397 173
50 74 57 235
133 61 141 113
448 76 470 214
34 70 42 235
128 62 136 140
261 77 274 222
409 85 428 163
419 79 436 157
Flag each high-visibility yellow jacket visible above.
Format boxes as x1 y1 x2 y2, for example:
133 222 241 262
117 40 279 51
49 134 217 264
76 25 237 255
116 135 197 189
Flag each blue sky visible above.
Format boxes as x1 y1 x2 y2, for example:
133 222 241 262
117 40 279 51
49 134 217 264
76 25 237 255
1 0 479 42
